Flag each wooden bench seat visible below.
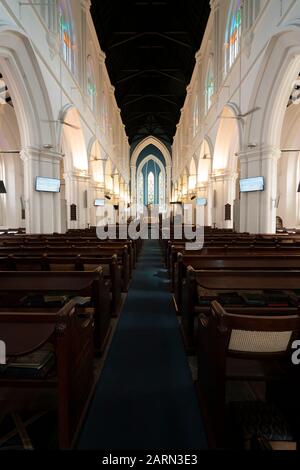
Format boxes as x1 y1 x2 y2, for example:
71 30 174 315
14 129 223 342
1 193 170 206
182 268 300 352
0 300 95 448
0 254 122 317
196 300 300 448
0 270 111 354
174 253 300 312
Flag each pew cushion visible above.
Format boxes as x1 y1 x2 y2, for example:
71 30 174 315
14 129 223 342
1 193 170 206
228 401 294 445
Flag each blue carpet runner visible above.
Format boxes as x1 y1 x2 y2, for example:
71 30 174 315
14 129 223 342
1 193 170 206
78 239 207 449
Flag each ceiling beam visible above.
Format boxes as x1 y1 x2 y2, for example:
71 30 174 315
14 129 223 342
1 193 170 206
123 94 180 106
109 32 192 49
117 69 186 84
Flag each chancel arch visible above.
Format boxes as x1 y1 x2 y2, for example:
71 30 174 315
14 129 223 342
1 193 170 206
131 137 171 216
136 155 166 215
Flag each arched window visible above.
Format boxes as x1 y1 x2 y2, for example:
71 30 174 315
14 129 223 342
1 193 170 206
87 56 96 111
138 172 144 208
59 1 77 74
205 58 214 113
148 172 154 205
193 95 199 137
159 172 164 205
39 0 56 31
224 0 242 75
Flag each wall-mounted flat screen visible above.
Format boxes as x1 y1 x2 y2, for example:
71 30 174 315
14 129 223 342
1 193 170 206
94 199 105 207
35 177 61 193
240 176 264 193
196 197 207 206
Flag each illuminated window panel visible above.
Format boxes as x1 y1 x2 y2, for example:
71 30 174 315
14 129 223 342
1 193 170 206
225 0 242 74
148 172 154 205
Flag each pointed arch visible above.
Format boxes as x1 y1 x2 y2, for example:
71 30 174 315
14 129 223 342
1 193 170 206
189 157 197 190
60 105 88 172
89 139 104 184
131 136 172 168
198 139 213 183
0 23 55 148
213 104 241 171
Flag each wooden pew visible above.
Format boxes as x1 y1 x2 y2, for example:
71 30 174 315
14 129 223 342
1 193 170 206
0 270 111 354
0 245 131 292
196 300 300 448
0 299 95 448
182 268 300 352
174 253 300 313
0 254 122 317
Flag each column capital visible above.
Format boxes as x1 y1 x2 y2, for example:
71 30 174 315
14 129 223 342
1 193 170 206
64 170 90 182
98 50 106 63
211 169 238 182
20 147 63 163
238 144 281 164
210 0 220 11
195 50 203 63
80 0 91 11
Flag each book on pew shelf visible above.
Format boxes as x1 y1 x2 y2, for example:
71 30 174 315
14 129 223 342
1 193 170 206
71 296 91 306
240 292 267 306
263 291 291 307
0 348 55 379
21 294 69 308
198 297 217 306
43 295 69 306
217 293 245 306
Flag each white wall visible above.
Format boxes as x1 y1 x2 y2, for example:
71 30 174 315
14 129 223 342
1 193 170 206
173 0 300 233
0 0 130 233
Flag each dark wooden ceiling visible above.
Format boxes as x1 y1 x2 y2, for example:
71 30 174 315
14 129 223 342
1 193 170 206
91 0 211 146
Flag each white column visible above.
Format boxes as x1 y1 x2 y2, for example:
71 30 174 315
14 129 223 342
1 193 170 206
211 170 238 229
20 147 62 234
130 165 137 218
207 177 214 227
166 165 171 205
239 145 279 234
63 170 91 230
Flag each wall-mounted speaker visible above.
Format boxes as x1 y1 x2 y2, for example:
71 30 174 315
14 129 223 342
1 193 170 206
213 190 217 208
20 196 25 220
70 204 77 221
225 203 231 221
83 190 88 209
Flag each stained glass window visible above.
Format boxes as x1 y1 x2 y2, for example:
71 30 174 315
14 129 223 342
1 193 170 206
138 172 144 208
59 1 76 73
205 59 214 112
148 172 154 205
225 0 242 74
193 96 199 137
159 172 164 206
87 56 96 111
